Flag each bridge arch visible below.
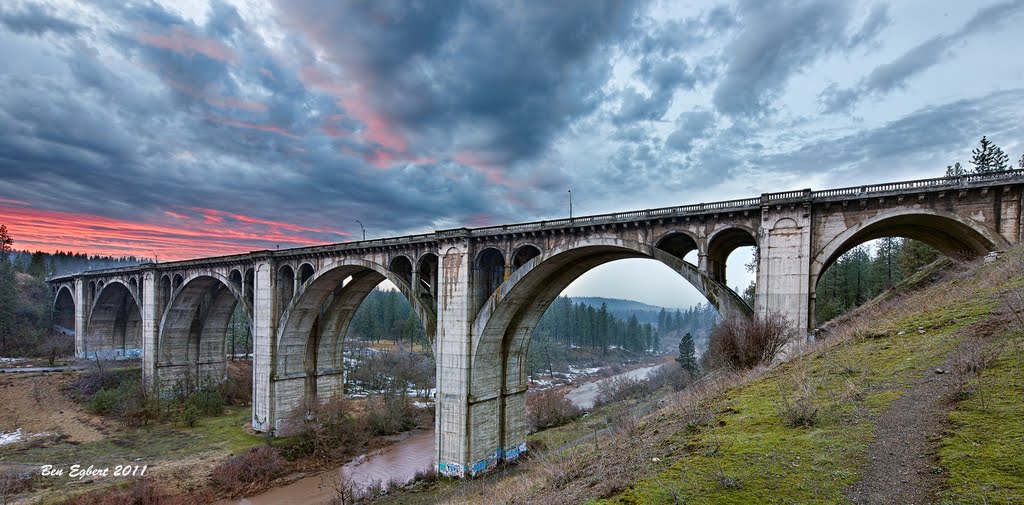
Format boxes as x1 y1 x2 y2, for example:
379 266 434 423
273 258 438 421
416 252 439 306
87 280 142 356
510 244 541 270
475 247 506 309
157 273 251 387
654 230 700 261
465 237 752 462
389 255 414 285
706 225 758 285
811 208 1007 287
53 285 75 334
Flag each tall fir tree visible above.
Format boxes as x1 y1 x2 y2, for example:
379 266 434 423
969 136 1010 173
0 225 15 352
676 332 698 372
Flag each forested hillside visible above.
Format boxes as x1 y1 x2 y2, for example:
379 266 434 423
8 250 143 277
815 238 940 324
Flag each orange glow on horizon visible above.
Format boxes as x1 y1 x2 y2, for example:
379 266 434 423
1 202 350 262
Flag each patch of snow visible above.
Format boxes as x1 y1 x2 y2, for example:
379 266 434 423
0 357 24 363
0 429 23 445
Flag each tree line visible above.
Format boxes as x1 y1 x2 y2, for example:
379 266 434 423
815 238 939 325
7 249 143 278
0 225 76 357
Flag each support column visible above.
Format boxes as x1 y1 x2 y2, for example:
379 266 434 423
141 266 159 384
754 202 813 334
252 254 278 432
435 236 492 477
73 277 87 357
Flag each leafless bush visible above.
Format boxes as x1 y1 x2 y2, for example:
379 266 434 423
775 364 819 428
953 339 1002 376
706 312 796 370
210 446 287 496
0 468 32 504
648 363 698 391
952 339 1003 405
366 387 417 435
289 397 369 458
221 362 252 406
527 388 583 431
593 375 656 407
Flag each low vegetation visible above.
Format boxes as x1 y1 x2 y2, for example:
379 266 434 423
379 246 1024 505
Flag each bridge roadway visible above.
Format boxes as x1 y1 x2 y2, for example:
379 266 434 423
48 170 1024 476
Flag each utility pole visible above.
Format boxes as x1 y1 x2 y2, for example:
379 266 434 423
356 220 366 241
568 189 572 219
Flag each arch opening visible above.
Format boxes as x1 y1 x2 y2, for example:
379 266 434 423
706 227 757 285
297 263 315 288
511 245 541 270
389 256 413 286
462 239 749 469
53 286 75 334
655 232 698 262
278 264 295 315
271 260 437 432
475 247 506 309
87 282 141 358
158 275 248 389
416 253 439 309
811 212 1001 326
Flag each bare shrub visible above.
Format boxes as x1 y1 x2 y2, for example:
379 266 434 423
775 364 819 428
648 363 698 392
211 446 287 496
952 339 1003 404
289 397 369 459
706 313 795 370
221 362 252 406
366 391 417 435
527 389 582 431
0 468 32 504
594 375 656 407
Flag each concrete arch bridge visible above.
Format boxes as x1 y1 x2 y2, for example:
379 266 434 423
48 170 1024 476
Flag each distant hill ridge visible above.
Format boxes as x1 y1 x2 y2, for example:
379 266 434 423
568 296 674 314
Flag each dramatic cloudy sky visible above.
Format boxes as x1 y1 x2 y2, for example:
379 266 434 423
2 0 1023 307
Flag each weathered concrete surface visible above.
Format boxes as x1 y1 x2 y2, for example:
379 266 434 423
46 170 1024 476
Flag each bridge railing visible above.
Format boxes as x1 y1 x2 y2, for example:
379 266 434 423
809 169 1024 200
49 170 1024 281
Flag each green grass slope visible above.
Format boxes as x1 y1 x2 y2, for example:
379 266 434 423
387 247 1024 505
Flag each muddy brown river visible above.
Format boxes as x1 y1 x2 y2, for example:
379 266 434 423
222 363 664 504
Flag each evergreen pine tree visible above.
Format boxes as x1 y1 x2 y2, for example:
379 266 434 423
945 162 966 177
676 332 698 372
970 136 1010 173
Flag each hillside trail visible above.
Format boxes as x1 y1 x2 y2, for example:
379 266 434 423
844 319 1001 505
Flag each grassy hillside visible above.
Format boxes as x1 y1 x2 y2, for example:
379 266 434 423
385 247 1024 504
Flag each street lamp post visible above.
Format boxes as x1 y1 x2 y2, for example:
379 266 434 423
356 220 366 241
568 189 573 219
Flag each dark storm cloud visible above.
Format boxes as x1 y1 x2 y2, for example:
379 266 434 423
0 0 518 240
713 1 886 119
277 0 645 167
0 3 85 36
821 0 1024 114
